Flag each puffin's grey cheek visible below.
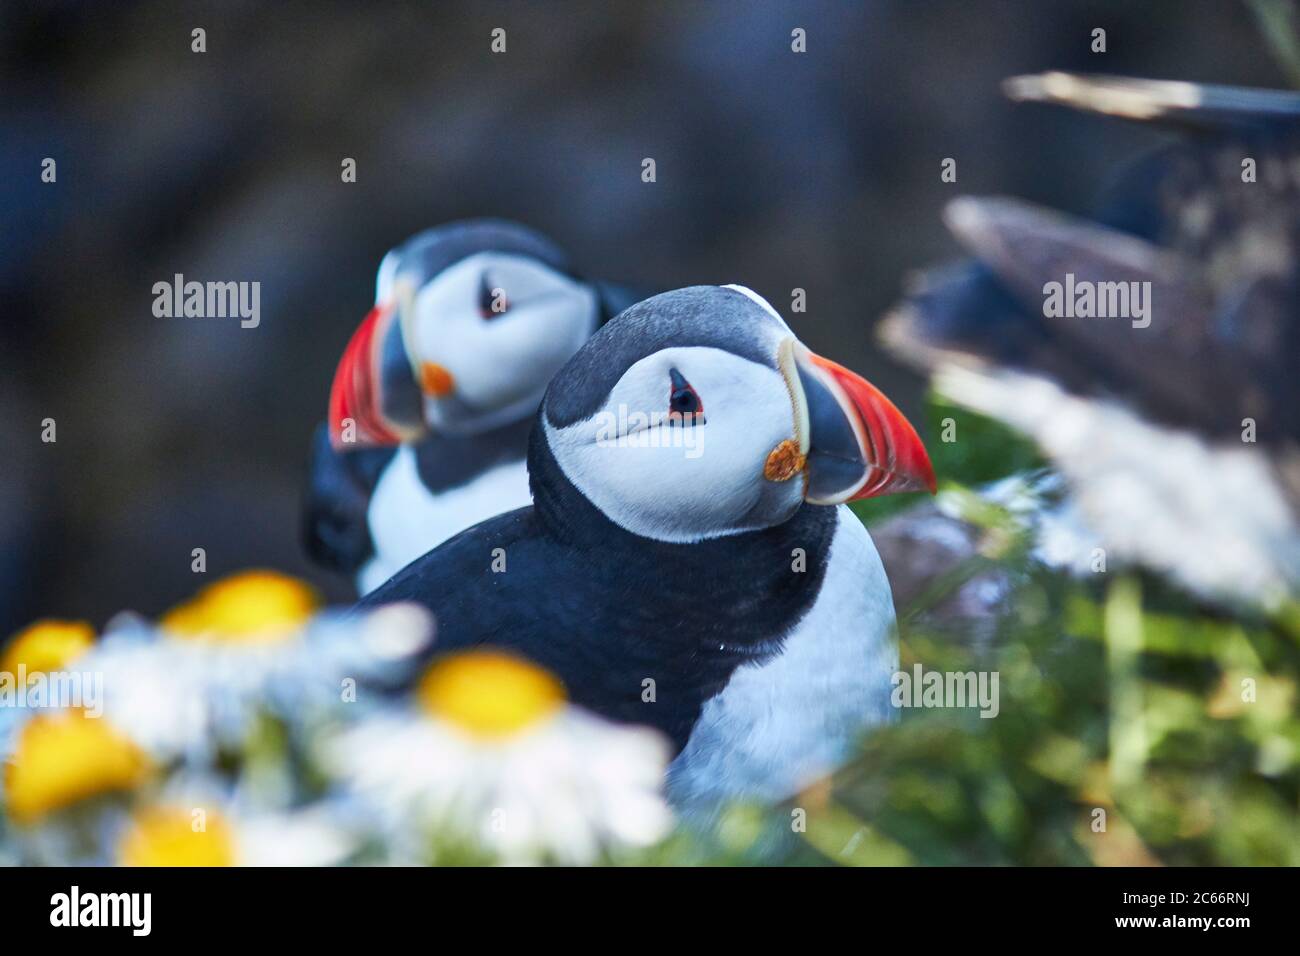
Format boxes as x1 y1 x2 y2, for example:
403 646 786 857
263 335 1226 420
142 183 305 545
740 472 805 531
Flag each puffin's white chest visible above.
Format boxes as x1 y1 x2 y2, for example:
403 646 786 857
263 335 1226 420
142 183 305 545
667 507 899 806
358 447 532 594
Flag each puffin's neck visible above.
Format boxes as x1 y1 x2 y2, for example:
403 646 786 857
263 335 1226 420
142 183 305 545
527 421 629 547
527 421 839 660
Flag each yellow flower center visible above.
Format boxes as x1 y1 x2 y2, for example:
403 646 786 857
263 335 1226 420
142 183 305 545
117 805 237 867
416 650 565 737
1 620 95 676
161 570 319 645
3 713 151 824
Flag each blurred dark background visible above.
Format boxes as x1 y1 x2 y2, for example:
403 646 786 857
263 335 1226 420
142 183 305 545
0 0 1290 634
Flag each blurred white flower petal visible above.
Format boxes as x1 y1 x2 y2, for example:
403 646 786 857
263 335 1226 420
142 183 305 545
327 650 674 865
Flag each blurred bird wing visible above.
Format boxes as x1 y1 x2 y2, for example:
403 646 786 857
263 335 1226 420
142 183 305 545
926 195 1253 431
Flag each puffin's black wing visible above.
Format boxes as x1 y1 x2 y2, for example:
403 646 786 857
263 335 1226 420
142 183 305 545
357 504 659 699
355 499 780 751
355 505 686 735
355 506 561 649
302 423 396 575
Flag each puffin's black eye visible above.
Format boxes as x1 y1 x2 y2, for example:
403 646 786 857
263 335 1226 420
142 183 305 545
667 368 704 425
478 271 509 318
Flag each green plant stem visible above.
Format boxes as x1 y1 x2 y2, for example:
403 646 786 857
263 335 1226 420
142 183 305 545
1248 0 1300 88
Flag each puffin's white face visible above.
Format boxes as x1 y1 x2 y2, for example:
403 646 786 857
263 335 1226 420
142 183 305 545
545 345 806 542
541 285 938 544
400 251 598 434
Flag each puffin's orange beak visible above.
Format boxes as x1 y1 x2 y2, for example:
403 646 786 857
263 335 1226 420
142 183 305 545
782 340 936 503
327 302 427 449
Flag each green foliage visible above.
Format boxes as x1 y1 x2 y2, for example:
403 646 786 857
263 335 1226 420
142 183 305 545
851 393 1044 528
924 393 1046 486
1247 0 1300 87
819 568 1299 865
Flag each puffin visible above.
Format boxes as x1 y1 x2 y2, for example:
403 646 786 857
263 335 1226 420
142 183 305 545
304 220 644 594
359 285 936 806
882 73 1300 610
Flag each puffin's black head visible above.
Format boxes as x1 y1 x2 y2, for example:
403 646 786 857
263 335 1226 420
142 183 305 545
535 285 936 544
328 219 604 447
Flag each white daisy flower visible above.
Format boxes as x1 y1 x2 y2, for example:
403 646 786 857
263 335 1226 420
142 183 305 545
0 572 433 768
110 775 355 867
326 649 675 865
1 696 353 866
12 775 355 867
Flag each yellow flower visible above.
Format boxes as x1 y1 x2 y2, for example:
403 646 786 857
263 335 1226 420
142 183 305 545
4 713 151 824
416 650 565 737
161 570 319 645
1 620 95 676
118 805 237 867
